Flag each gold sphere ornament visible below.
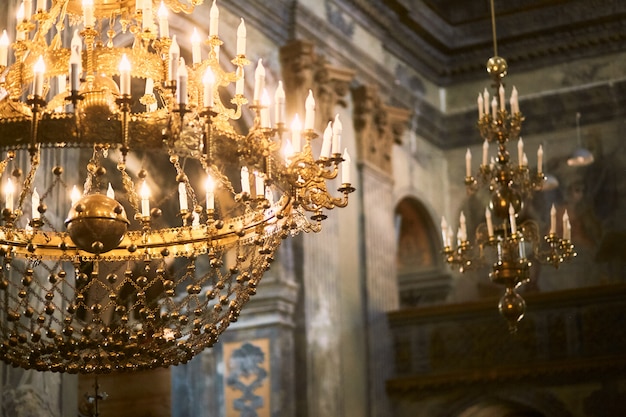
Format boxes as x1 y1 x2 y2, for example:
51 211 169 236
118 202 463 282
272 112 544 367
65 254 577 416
486 56 508 80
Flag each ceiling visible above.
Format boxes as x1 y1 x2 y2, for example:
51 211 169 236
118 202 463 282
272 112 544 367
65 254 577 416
364 0 626 84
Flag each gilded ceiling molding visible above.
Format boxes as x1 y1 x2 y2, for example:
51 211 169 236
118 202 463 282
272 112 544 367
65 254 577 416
279 39 355 127
352 85 410 175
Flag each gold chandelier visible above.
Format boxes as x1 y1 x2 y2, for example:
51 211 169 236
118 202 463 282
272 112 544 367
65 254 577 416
0 0 354 373
442 0 575 332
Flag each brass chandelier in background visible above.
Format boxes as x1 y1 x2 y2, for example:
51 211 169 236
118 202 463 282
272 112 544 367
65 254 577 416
442 0 575 332
0 0 354 372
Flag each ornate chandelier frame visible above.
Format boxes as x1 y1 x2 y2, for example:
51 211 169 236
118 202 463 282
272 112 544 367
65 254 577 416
0 0 354 372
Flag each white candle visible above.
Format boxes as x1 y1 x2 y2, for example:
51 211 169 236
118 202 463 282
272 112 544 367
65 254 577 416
191 28 201 64
119 54 131 96
177 57 188 105
254 171 264 198
459 211 467 242
235 66 244 95
477 93 483 118
178 182 188 211
465 148 472 177
562 210 570 240
56 75 66 111
205 175 215 210
106 183 115 199
168 35 179 82
517 137 524 166
236 18 246 55
485 207 493 237
274 81 285 125
70 185 81 207
36 0 46 12
203 67 214 108
82 0 95 27
209 0 219 37
253 59 265 102
510 86 519 114
283 139 294 161
509 204 517 234
32 55 45 97
491 97 497 120
498 84 505 111
24 0 32 19
5 178 14 211
31 187 40 219
304 89 315 130
441 216 449 246
140 181 150 217
158 1 169 38
260 89 271 128
240 167 250 194
70 30 82 91
523 153 528 167
341 149 351 184
537 145 543 174
320 122 332 159
331 114 342 155
142 0 153 31
16 4 25 40
482 139 488 166
483 88 489 117
550 204 557 235
291 114 302 153
0 31 9 67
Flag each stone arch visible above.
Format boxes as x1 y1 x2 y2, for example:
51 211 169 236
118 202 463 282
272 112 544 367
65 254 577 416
394 196 451 307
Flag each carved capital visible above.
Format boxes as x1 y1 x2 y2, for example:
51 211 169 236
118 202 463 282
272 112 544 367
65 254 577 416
280 40 355 127
352 85 410 174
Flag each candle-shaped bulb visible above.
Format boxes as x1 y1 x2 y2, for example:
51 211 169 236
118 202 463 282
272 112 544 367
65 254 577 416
459 211 467 242
32 187 40 219
341 149 351 184
283 139 294 161
477 92 484 118
441 216 449 246
482 139 488 166
320 121 332 159
70 185 81 207
510 86 519 114
119 54 131 95
483 88 490 116
191 27 201 64
550 204 557 235
177 57 188 105
304 89 315 130
202 67 215 108
562 210 570 240
205 175 215 210
485 207 494 238
0 31 9 67
236 18 246 55
517 137 524 166
82 0 95 27
168 35 179 81
254 171 264 198
140 181 151 217
209 0 219 36
537 145 544 174
235 66 244 95
178 182 188 211
465 148 472 177
509 204 517 234
158 1 169 38
5 178 15 212
106 183 115 199
332 114 342 155
274 81 285 125
17 2 25 22
240 166 250 194
253 58 265 102
32 55 45 97
498 84 506 111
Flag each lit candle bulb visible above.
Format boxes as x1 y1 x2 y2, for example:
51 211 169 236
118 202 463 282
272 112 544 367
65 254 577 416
107 183 115 199
304 90 315 130
510 86 519 114
24 0 32 19
0 31 9 67
341 149 351 184
485 207 494 238
509 204 517 234
499 84 506 111
465 148 472 177
236 18 246 56
177 57 188 105
491 97 497 120
562 210 570 240
235 66 244 96
459 211 467 242
332 114 342 155
253 59 265 103
119 54 131 96
70 30 82 92
517 137 524 167
482 139 488 166
70 185 81 207
168 35 179 82
209 0 219 37
537 145 544 174
178 182 188 211
283 139 294 161
240 167 250 194
291 114 302 153
32 187 40 220
320 121 332 159
191 27 201 64
550 204 557 235
16 4 25 40
205 175 215 210
32 55 45 97
140 181 150 217
483 88 490 117
477 92 484 118
254 171 264 198
142 0 153 31
274 81 285 125
82 0 95 27
158 1 169 38
441 216 449 246
260 89 271 128
202 67 214 108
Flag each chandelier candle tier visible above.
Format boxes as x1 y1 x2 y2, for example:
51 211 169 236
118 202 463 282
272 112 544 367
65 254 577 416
441 0 575 332
0 0 354 373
